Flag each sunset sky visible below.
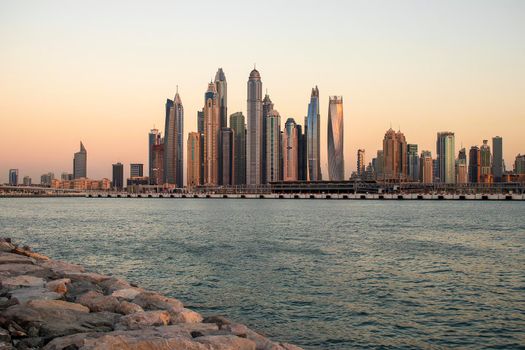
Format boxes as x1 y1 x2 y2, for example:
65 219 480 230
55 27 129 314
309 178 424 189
1 0 524 183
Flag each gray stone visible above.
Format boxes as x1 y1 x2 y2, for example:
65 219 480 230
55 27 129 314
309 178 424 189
115 301 144 315
170 307 203 324
133 291 184 311
0 328 10 342
45 279 70 294
0 253 35 265
111 287 143 301
9 288 62 304
62 272 111 284
1 275 45 290
0 264 43 276
115 310 170 330
98 277 131 294
38 260 84 274
195 335 256 350
64 281 103 302
77 290 120 313
203 315 232 328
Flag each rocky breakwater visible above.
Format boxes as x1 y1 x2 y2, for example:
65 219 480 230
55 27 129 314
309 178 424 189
0 238 303 350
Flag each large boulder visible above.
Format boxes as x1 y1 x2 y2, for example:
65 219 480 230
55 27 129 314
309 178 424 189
9 288 62 304
26 300 89 313
170 308 203 324
133 291 184 311
1 275 45 290
115 301 144 315
98 277 131 294
0 264 44 276
0 253 35 265
46 279 70 294
115 311 170 330
111 287 143 301
194 335 256 350
62 272 111 284
64 281 103 302
77 291 120 313
38 260 85 274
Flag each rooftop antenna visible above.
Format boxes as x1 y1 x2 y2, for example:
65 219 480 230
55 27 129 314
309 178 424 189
176 85 178 94
254 63 256 70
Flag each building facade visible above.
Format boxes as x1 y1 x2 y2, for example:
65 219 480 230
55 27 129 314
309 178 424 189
73 142 87 179
297 124 307 181
480 139 492 179
327 96 344 181
383 129 407 180
204 82 220 186
420 151 433 184
306 86 322 181
456 148 468 184
187 132 201 187
221 128 235 186
164 93 184 187
357 149 365 177
468 146 481 183
130 163 143 178
436 132 455 184
230 112 246 185
112 163 124 190
407 144 419 181
40 172 54 187
246 69 263 186
283 118 298 181
492 136 503 182
265 109 281 183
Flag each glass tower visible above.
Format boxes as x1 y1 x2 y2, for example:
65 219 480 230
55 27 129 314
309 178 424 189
327 96 344 181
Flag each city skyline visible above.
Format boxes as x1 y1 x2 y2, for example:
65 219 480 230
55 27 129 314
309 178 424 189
1 1 524 183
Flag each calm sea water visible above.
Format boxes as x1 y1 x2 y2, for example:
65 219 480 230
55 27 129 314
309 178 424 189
0 198 524 349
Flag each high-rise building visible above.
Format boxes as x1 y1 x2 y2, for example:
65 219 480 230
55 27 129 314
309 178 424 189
306 86 322 181
247 68 263 186
420 151 433 184
40 172 54 187
357 149 365 177
265 109 281 183
373 150 384 180
383 129 407 180
204 82 220 186
297 124 307 181
456 148 468 184
214 68 227 129
327 96 344 181
262 93 274 184
112 163 124 190
480 140 491 176
164 92 184 187
221 128 235 186
197 110 205 185
130 163 143 178
492 136 503 182
283 118 298 181
22 176 31 186
148 129 160 181
187 132 201 187
73 142 87 179
8 169 18 186
230 112 246 185
515 154 525 174
407 144 419 182
436 132 455 184
468 146 481 183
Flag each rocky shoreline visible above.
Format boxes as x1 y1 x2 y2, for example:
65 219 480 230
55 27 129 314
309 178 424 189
0 238 303 350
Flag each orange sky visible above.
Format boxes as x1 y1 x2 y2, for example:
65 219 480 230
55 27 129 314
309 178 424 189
1 1 524 183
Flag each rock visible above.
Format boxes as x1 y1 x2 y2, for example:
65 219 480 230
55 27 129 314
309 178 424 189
111 287 143 301
11 248 49 261
203 315 232 328
280 343 304 350
133 291 184 311
46 279 70 294
223 323 249 337
77 291 120 313
115 311 170 330
1 275 45 290
0 264 44 276
64 281 103 302
62 272 111 284
0 253 35 265
170 308 204 324
0 242 15 253
0 341 13 350
81 333 209 350
41 332 102 350
116 301 144 315
155 323 220 338
6 322 26 337
9 288 62 304
246 329 282 350
195 335 256 350
0 327 10 342
38 260 84 274
15 336 44 348
26 299 89 313
98 277 131 294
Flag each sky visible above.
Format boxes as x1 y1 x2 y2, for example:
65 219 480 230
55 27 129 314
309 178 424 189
1 0 524 184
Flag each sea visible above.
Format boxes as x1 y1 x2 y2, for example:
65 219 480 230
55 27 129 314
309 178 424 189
0 198 524 349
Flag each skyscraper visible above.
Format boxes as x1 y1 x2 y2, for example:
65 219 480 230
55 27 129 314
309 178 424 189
73 142 87 179
436 132 455 184
230 112 246 185
357 149 365 177
266 109 281 183
420 151 433 184
492 136 503 182
456 148 468 184
197 110 205 185
204 82 220 186
148 129 160 181
215 68 228 129
221 128 235 186
306 86 322 181
480 140 492 183
327 96 344 181
283 118 298 181
187 132 201 187
246 68 263 186
515 154 525 174
468 146 481 183
374 150 384 179
8 169 18 186
130 163 143 178
112 163 124 190
297 124 307 181
383 129 407 180
407 144 419 181
164 92 184 187
262 93 274 184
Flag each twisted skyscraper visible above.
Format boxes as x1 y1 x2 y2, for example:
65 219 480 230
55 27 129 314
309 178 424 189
327 96 344 181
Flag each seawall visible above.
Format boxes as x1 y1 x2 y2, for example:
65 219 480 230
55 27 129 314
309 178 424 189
0 238 303 350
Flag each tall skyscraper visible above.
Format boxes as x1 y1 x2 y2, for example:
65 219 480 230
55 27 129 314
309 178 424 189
8 169 18 186
246 68 263 186
306 86 322 181
262 93 274 184
456 148 468 184
130 163 143 178
420 151 433 184
215 68 228 129
265 109 281 183
436 132 455 184
230 112 246 185
515 154 525 174
480 139 492 176
492 136 503 182
149 130 163 185
383 129 407 180
374 150 384 179
148 129 160 181
297 124 307 181
283 118 298 181
197 110 205 185
164 92 184 187
197 110 205 134
357 149 365 177
327 96 344 181
73 142 87 179
221 127 235 186
187 132 201 187
468 146 481 183
112 163 124 190
204 82 220 186
407 144 419 181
